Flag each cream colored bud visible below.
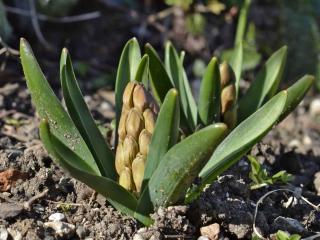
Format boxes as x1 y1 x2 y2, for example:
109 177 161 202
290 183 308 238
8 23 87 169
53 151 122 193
139 129 152 156
119 167 134 191
123 81 136 108
133 84 149 112
143 109 156 134
118 106 129 142
221 84 236 114
126 108 144 140
123 136 139 167
132 154 146 192
115 143 125 174
220 62 235 88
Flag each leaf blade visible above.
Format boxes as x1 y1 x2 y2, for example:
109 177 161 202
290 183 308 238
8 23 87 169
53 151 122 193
238 46 288 122
135 54 149 87
186 91 287 202
138 123 227 215
19 38 100 175
115 38 141 141
145 43 174 103
198 57 221 125
142 88 180 190
60 50 116 179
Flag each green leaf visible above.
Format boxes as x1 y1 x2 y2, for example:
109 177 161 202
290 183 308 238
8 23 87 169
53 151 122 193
142 89 180 191
60 49 116 180
115 38 141 141
138 123 227 214
229 42 243 98
235 0 251 45
198 57 221 125
166 42 197 130
280 75 314 121
145 43 174 103
38 120 147 223
186 91 287 202
238 46 288 122
19 38 100 175
135 54 149 88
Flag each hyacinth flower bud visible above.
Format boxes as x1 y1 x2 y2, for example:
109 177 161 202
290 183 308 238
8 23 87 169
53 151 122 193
119 167 134 191
143 109 156 134
126 108 144 140
139 129 152 156
221 84 236 115
115 142 125 174
133 84 149 112
131 154 146 192
122 135 139 167
122 81 135 108
116 81 158 193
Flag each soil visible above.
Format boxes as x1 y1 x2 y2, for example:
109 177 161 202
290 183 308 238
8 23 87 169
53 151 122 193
0 78 320 239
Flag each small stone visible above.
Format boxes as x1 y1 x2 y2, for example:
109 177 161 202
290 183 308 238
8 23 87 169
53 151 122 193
314 172 320 195
310 99 320 116
44 221 75 237
273 216 305 233
198 236 210 240
200 223 220 240
7 228 22 240
133 233 145 240
49 213 66 222
76 226 87 239
303 135 312 146
0 227 8 240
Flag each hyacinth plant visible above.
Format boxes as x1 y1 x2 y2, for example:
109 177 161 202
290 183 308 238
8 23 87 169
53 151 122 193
20 38 313 225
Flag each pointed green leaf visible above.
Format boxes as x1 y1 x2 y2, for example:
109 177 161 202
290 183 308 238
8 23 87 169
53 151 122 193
280 75 314 121
39 120 153 225
145 43 174 103
198 57 221 125
235 0 251 45
238 46 288 122
115 38 141 140
19 38 100 175
60 50 116 180
137 123 227 215
229 42 243 98
167 42 197 130
135 54 149 88
142 89 180 191
186 92 287 202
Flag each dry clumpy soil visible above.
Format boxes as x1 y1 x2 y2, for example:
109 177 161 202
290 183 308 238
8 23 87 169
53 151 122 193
0 81 320 239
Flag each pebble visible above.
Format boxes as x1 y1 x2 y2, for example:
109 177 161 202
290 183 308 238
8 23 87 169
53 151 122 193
49 213 66 222
303 135 312 146
44 221 75 237
132 233 145 240
314 172 320 195
76 226 87 239
200 223 220 240
7 228 22 240
310 98 320 116
198 236 209 240
273 216 305 233
0 227 8 240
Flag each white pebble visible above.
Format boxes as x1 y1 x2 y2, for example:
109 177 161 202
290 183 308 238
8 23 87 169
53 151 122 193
198 236 210 240
0 227 8 240
49 213 66 222
132 233 145 240
44 221 75 237
310 99 320 116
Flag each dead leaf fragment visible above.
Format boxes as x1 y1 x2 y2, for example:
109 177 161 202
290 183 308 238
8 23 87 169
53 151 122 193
0 169 27 192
